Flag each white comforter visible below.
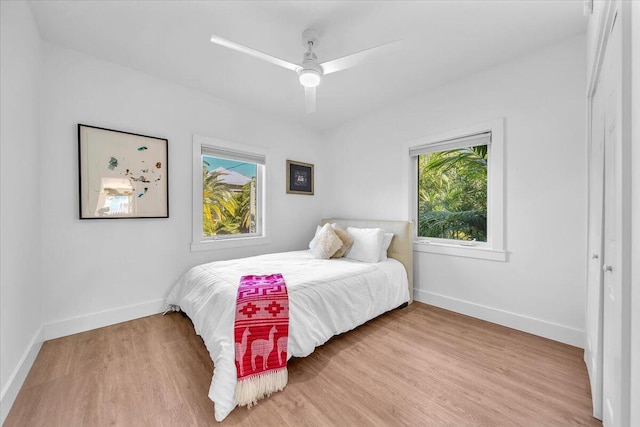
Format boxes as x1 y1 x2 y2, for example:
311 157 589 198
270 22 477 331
166 250 409 421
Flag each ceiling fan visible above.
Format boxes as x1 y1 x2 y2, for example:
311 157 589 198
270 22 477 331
210 29 403 114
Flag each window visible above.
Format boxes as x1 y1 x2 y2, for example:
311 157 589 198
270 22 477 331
408 120 505 261
416 133 489 242
192 135 269 251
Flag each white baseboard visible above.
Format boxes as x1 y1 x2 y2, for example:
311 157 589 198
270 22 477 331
1 327 43 425
43 298 167 341
414 289 585 348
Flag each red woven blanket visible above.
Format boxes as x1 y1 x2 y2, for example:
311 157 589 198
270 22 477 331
234 274 289 407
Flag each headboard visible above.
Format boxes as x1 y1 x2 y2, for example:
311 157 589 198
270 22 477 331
321 218 414 304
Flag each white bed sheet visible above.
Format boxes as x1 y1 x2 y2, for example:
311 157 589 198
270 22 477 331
166 249 409 421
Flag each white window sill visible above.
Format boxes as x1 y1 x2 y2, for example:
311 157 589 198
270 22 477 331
191 236 271 252
413 240 507 261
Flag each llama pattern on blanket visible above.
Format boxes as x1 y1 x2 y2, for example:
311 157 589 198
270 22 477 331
234 274 289 406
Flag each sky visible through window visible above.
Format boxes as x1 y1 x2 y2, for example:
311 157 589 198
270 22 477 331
203 156 256 178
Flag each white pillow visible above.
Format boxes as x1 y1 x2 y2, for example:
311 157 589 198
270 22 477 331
344 227 385 263
309 223 343 259
378 232 394 262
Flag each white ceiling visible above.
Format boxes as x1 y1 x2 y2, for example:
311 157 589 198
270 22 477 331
28 1 587 132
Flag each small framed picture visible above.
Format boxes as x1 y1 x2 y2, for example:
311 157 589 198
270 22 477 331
286 160 314 195
78 124 169 219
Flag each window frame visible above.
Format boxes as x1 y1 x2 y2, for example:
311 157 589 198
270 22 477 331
191 135 270 252
408 119 506 261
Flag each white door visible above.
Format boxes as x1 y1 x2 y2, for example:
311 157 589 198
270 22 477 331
585 75 605 419
601 13 624 427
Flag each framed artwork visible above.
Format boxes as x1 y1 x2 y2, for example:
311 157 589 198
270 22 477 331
286 159 314 195
78 124 169 219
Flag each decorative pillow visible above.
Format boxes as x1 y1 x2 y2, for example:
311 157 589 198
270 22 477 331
344 227 385 263
378 232 394 262
330 223 354 258
309 223 343 259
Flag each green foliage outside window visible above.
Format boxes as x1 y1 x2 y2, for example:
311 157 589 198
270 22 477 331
418 145 487 242
202 160 256 236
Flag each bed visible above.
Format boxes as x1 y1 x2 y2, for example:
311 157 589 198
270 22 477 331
166 218 413 421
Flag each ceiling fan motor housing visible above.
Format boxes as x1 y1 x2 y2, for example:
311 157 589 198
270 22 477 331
298 47 323 87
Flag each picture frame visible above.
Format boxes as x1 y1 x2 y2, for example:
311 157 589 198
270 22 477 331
286 159 314 195
78 124 169 219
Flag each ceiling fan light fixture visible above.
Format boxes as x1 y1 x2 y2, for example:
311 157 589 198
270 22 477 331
298 69 321 87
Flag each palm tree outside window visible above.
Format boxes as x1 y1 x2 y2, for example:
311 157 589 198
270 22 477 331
417 144 488 242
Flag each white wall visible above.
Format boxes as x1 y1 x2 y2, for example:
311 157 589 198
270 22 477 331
38 43 325 338
0 1 44 422
323 35 587 346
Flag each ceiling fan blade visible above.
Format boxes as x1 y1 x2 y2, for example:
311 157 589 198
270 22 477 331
210 35 300 72
305 87 316 114
320 40 404 75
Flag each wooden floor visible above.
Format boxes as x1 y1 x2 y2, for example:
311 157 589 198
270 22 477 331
6 303 601 426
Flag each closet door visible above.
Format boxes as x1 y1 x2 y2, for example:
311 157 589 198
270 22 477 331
585 78 605 419
601 13 626 426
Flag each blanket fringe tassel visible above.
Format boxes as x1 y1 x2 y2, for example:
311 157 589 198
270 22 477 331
235 368 288 408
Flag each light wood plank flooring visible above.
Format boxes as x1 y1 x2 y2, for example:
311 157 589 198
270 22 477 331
5 303 601 426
